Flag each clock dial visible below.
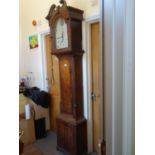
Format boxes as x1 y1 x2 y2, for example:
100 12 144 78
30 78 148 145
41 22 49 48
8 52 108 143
55 18 68 49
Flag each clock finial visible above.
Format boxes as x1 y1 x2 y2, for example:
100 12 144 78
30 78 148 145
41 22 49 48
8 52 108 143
59 0 67 6
46 4 56 20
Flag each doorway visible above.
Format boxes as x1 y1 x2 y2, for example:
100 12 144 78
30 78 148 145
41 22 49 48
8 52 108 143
45 34 61 132
91 22 101 154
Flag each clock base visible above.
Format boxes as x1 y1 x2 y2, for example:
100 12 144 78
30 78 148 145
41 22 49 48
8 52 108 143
56 114 87 155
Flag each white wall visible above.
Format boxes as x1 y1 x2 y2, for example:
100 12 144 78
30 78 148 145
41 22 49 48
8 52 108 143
85 0 99 17
19 0 99 89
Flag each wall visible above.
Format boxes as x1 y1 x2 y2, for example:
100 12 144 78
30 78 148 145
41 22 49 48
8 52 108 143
19 0 99 89
85 0 99 17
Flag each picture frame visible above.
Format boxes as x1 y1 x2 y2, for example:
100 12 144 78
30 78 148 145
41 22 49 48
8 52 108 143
29 35 38 49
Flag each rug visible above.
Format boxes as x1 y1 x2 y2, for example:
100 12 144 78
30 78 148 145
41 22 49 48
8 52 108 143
21 143 44 155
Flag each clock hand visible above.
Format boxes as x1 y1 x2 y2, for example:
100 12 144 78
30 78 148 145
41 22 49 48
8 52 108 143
61 24 64 39
60 31 64 43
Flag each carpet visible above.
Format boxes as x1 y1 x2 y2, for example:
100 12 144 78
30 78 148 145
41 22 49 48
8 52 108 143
21 143 44 155
35 131 98 155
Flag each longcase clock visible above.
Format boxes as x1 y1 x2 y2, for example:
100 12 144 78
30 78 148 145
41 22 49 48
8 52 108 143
46 0 87 155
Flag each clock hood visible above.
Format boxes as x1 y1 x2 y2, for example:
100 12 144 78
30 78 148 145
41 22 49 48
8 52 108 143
46 0 84 27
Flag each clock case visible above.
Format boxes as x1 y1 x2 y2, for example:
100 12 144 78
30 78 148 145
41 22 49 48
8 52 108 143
46 1 87 155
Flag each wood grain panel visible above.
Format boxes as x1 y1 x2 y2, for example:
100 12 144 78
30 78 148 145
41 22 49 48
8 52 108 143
45 34 60 132
59 56 73 114
91 22 101 154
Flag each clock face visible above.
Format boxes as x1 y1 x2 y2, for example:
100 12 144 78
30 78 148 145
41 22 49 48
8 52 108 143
55 18 68 49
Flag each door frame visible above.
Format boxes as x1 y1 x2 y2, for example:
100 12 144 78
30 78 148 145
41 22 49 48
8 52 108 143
84 15 103 154
38 28 50 92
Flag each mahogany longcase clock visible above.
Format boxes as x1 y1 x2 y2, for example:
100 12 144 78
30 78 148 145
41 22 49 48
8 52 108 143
46 1 87 155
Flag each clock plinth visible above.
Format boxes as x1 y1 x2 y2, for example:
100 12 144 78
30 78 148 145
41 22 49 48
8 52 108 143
46 1 87 155
57 114 87 155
